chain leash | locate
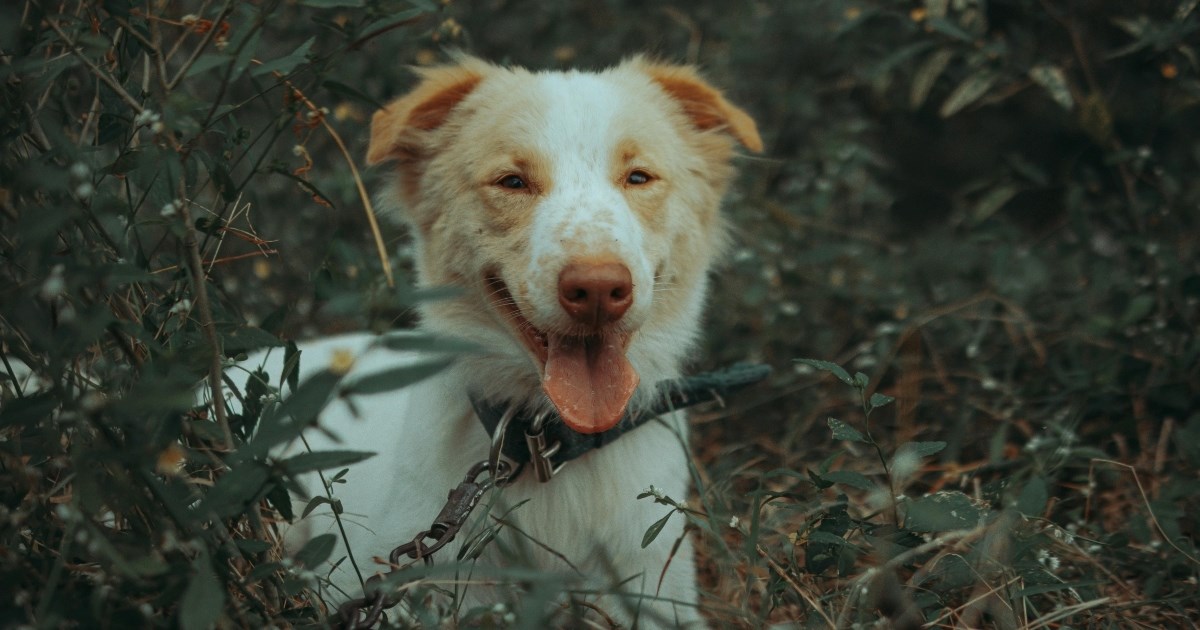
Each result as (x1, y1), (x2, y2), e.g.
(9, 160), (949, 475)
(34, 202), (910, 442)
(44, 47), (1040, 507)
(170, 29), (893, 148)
(334, 406), (555, 629)
(329, 363), (772, 628)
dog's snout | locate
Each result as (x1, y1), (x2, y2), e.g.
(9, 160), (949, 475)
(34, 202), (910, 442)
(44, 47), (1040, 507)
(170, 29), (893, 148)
(558, 262), (633, 328)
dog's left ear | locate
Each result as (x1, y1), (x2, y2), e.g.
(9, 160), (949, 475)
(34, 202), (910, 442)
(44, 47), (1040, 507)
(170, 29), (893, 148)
(631, 58), (763, 154)
(366, 59), (489, 166)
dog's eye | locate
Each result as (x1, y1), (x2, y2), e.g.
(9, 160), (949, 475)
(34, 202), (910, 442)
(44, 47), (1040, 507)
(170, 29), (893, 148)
(497, 175), (527, 190)
(626, 170), (652, 185)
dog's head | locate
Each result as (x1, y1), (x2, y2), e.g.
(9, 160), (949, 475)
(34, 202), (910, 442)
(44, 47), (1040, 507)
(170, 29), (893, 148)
(367, 57), (760, 434)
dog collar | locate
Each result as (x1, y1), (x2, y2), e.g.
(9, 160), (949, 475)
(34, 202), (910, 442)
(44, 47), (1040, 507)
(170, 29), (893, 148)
(470, 362), (771, 482)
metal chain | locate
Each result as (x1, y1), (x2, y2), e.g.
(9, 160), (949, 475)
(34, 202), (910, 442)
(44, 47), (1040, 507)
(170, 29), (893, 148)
(333, 407), (529, 629)
(330, 363), (771, 628)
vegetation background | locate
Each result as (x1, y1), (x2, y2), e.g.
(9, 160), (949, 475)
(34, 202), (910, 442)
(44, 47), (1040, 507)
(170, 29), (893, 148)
(1, 0), (1197, 627)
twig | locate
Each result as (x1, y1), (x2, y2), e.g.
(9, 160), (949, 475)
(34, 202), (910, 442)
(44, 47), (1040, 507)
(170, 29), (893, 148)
(1092, 459), (1200, 566)
(835, 528), (978, 629)
(279, 79), (394, 287)
(755, 544), (836, 628)
(179, 195), (233, 450)
(40, 13), (144, 115)
(1024, 596), (1112, 630)
(167, 2), (235, 91)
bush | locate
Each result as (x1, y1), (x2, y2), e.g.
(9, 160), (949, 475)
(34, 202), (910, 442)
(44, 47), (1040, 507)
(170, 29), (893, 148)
(2, 0), (1197, 627)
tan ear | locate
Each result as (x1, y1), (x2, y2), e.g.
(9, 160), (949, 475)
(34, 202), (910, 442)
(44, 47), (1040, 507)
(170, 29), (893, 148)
(366, 60), (489, 165)
(632, 59), (763, 153)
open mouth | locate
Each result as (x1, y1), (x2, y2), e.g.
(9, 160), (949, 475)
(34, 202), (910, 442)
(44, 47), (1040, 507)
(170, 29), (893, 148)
(485, 274), (639, 434)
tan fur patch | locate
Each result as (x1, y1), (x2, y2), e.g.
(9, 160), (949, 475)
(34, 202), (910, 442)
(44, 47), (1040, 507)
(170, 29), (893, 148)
(631, 58), (764, 154)
(366, 60), (491, 166)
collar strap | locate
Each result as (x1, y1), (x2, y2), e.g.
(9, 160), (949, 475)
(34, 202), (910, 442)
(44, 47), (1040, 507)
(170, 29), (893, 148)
(470, 362), (771, 479)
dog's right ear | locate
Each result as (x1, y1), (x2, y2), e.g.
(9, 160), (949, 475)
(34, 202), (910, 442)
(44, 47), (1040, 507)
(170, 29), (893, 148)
(366, 60), (488, 166)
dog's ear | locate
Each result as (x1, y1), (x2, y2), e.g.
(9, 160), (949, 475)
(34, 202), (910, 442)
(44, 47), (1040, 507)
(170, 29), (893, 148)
(630, 58), (763, 154)
(366, 60), (488, 165)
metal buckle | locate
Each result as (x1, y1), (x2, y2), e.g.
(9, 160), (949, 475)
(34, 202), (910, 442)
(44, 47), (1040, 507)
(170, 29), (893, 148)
(525, 409), (563, 483)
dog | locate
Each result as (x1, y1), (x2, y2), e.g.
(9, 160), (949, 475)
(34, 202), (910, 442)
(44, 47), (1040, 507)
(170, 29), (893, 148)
(249, 56), (761, 626)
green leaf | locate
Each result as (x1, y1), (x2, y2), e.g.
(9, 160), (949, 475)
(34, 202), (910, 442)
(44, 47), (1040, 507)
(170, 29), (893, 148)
(795, 358), (854, 385)
(252, 37), (315, 77)
(1016, 476), (1049, 517)
(828, 417), (866, 443)
(1119, 294), (1156, 326)
(340, 359), (451, 396)
(184, 52), (229, 78)
(910, 48), (955, 108)
(281, 449), (375, 474)
(246, 369), (345, 459)
(200, 463), (271, 518)
(641, 510), (675, 548)
(898, 441), (947, 459)
(236, 539), (272, 554)
(179, 556), (225, 630)
(301, 495), (343, 519)
(231, 29), (261, 79)
(266, 482), (294, 522)
(823, 470), (874, 491)
(904, 491), (986, 533)
(926, 16), (976, 42)
(283, 341), (301, 393)
(1029, 64), (1074, 110)
(868, 392), (895, 410)
(940, 70), (999, 117)
(378, 333), (482, 355)
(0, 392), (59, 427)
(972, 183), (1020, 224)
(805, 500), (851, 574)
(808, 530), (850, 546)
(853, 372), (870, 389)
(807, 468), (834, 490)
(221, 326), (282, 356)
(188, 418), (227, 443)
(294, 533), (338, 568)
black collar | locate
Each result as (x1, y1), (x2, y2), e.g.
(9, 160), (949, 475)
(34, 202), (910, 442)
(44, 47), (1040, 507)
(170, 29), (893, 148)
(470, 363), (771, 478)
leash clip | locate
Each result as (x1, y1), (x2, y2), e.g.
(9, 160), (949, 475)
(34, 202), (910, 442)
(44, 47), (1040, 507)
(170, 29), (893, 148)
(525, 409), (563, 483)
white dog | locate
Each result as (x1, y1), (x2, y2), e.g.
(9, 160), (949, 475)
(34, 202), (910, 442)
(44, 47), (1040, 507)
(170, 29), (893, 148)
(246, 56), (761, 627)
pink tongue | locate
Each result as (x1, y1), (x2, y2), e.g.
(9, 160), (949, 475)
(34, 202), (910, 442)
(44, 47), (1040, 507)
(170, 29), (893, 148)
(542, 335), (639, 434)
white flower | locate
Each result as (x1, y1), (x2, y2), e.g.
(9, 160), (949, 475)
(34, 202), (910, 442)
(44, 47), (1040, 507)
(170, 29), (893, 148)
(39, 264), (66, 300)
(134, 109), (160, 126)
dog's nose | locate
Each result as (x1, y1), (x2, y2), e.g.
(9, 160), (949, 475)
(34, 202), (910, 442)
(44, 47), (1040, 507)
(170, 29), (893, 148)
(558, 262), (633, 328)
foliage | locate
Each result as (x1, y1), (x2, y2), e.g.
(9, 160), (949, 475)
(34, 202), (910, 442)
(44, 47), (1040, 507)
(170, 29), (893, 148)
(1, 0), (1198, 628)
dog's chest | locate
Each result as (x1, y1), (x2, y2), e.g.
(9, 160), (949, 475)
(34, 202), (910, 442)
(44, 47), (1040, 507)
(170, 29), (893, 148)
(272, 334), (690, 590)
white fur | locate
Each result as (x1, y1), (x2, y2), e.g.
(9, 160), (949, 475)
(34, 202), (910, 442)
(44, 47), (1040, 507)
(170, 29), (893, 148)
(237, 58), (761, 627)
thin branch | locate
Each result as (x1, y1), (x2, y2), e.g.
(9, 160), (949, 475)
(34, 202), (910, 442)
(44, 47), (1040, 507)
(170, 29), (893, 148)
(755, 544), (835, 628)
(282, 81), (394, 287)
(41, 13), (144, 115)
(1093, 459), (1200, 566)
(167, 2), (235, 91)
(179, 194), (233, 450)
